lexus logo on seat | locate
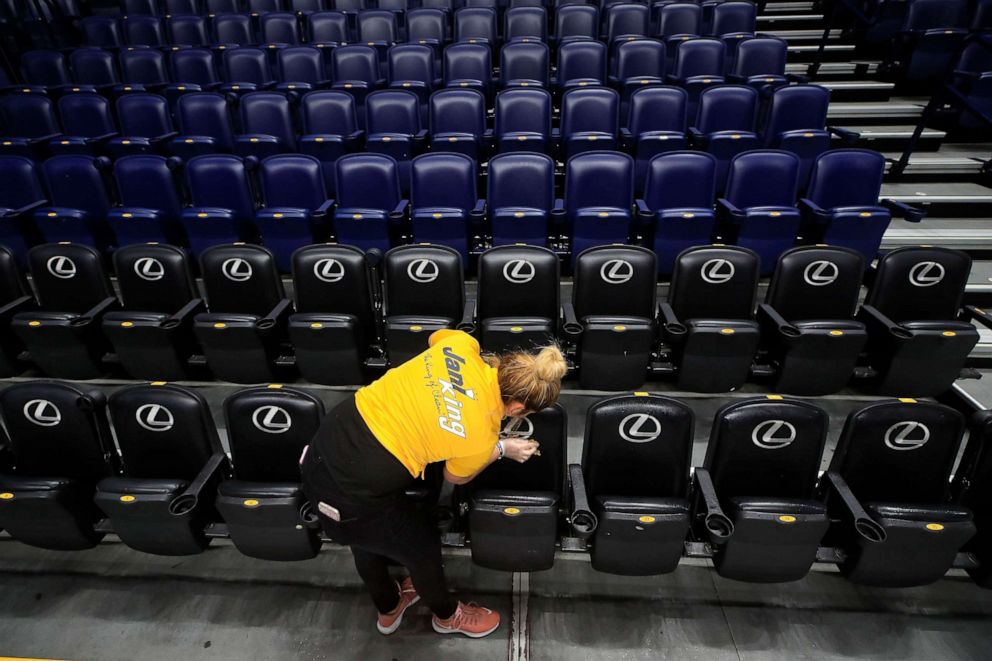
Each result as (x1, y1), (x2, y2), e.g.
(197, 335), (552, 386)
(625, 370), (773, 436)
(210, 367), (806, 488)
(47, 256), (76, 279)
(313, 258), (345, 283)
(908, 262), (945, 288)
(619, 413), (661, 443)
(133, 257), (165, 282)
(222, 258), (253, 282)
(252, 405), (292, 434)
(503, 260), (536, 284)
(600, 259), (634, 284)
(700, 258), (735, 284)
(884, 421), (930, 451)
(407, 259), (439, 283)
(135, 404), (174, 432)
(751, 420), (797, 449)
(803, 261), (839, 287)
(23, 399), (61, 426)
(501, 416), (534, 439)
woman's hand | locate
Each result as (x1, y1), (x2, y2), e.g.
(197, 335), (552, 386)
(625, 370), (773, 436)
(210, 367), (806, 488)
(502, 438), (540, 463)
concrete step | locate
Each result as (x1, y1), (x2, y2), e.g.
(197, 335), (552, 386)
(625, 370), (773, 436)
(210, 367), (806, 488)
(884, 218), (992, 251)
(768, 28), (843, 42)
(791, 60), (880, 79)
(881, 182), (992, 217)
(819, 79), (895, 102)
(762, 1), (817, 13)
(788, 43), (857, 62)
(839, 124), (946, 151)
(758, 13), (824, 29)
(827, 101), (924, 123)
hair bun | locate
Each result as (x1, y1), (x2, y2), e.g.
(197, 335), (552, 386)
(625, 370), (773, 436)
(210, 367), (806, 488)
(533, 344), (567, 382)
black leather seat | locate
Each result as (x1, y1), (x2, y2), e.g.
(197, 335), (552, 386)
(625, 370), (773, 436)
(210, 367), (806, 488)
(288, 244), (378, 385)
(564, 245), (656, 390)
(383, 244), (466, 366)
(661, 245), (760, 392)
(0, 381), (116, 550)
(758, 246), (867, 395)
(194, 244), (293, 383)
(821, 399), (975, 587)
(11, 243), (119, 379)
(94, 383), (228, 556)
(859, 246), (979, 396)
(695, 396), (830, 582)
(0, 245), (34, 377)
(471, 245), (560, 353)
(571, 393), (693, 575)
(216, 385), (325, 561)
(464, 404), (566, 571)
(103, 244), (205, 380)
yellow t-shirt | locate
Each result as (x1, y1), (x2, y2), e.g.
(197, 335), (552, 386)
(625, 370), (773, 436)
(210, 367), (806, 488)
(354, 329), (503, 478)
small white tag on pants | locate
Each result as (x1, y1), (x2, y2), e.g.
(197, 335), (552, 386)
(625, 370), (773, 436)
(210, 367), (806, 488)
(318, 501), (341, 522)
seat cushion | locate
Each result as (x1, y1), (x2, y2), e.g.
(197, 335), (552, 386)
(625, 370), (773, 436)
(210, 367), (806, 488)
(900, 320), (977, 334)
(0, 474), (76, 491)
(218, 479), (302, 499)
(866, 502), (972, 523)
(792, 319), (864, 331)
(595, 495), (690, 515)
(728, 497), (827, 516)
(473, 490), (557, 509)
(97, 476), (189, 496)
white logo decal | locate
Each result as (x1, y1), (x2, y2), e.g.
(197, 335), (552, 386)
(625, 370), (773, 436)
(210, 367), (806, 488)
(884, 421), (930, 451)
(700, 258), (735, 284)
(135, 404), (174, 432)
(133, 257), (165, 282)
(600, 259), (634, 284)
(407, 259), (440, 283)
(23, 399), (61, 426)
(803, 260), (839, 287)
(619, 413), (662, 443)
(751, 420), (798, 449)
(252, 405), (292, 434)
(501, 416), (534, 439)
(503, 259), (536, 284)
(221, 258), (253, 282)
(46, 256), (76, 279)
(313, 258), (345, 283)
(908, 261), (945, 287)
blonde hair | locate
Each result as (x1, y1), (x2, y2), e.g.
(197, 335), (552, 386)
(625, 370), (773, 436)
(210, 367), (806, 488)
(484, 344), (568, 412)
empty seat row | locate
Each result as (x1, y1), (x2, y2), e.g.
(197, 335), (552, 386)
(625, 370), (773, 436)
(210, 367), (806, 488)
(3, 380), (992, 590)
(0, 240), (981, 398)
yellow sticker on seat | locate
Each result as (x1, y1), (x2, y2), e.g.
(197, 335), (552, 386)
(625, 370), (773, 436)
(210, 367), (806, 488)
(638, 515), (655, 524)
(503, 507), (521, 516)
(721, 328), (735, 335)
(778, 515), (797, 523)
(0, 492), (13, 500)
(926, 523), (944, 532)
(243, 499), (260, 508)
(120, 495), (136, 503)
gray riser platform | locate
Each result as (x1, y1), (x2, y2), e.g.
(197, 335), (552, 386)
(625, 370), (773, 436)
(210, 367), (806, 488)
(758, 13), (824, 29)
(827, 101), (924, 124)
(768, 28), (844, 43)
(788, 43), (857, 62)
(846, 125), (946, 151)
(819, 79), (895, 102)
(881, 182), (992, 217)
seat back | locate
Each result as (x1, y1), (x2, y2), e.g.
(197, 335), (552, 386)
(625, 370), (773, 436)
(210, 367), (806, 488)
(505, 6), (547, 41)
(308, 11), (349, 43)
(430, 89), (486, 137)
(672, 37), (725, 78)
(185, 154), (256, 218)
(706, 397), (828, 501)
(573, 245), (656, 319)
(261, 12), (301, 44)
(695, 84), (757, 132)
(171, 48), (220, 86)
(168, 15), (210, 46)
(259, 154), (327, 210)
(724, 149), (799, 209)
(388, 44), (435, 86)
(123, 15), (166, 47)
(407, 9), (446, 43)
(365, 89), (422, 134)
(557, 40), (607, 85)
(0, 156), (46, 210)
(27, 243), (113, 312)
(658, 3), (701, 38)
(627, 86), (687, 134)
(443, 42), (491, 85)
(58, 93), (115, 137)
(300, 90), (358, 134)
(582, 394), (693, 499)
(113, 155), (184, 221)
(278, 46), (325, 84)
(0, 381), (113, 480)
(732, 36), (787, 77)
(80, 16), (123, 48)
(668, 245), (759, 319)
(20, 50), (70, 87)
(487, 152), (554, 212)
(468, 404), (567, 494)
(239, 91), (295, 145)
(500, 41), (550, 86)
(291, 244), (377, 336)
(478, 245), (559, 321)
(410, 152), (476, 212)
(766, 246), (864, 321)
(764, 84), (829, 136)
(494, 87), (552, 136)
(199, 243), (284, 315)
(865, 246), (971, 322)
(711, 1), (756, 35)
(1, 94), (59, 138)
(0, 246), (26, 304)
(119, 48), (169, 85)
(223, 48), (273, 86)
(69, 48), (120, 86)
(555, 4), (598, 41)
(213, 13), (255, 45)
(831, 400), (964, 503)
(904, 0), (966, 29)
(224, 386), (325, 482)
(564, 150), (633, 211)
(176, 93), (236, 151)
(333, 153), (401, 211)
(606, 3), (650, 42)
(109, 384), (221, 481)
(114, 243), (197, 313)
(612, 38), (665, 80)
(383, 244), (464, 319)
(805, 149), (885, 210)
(117, 93), (174, 138)
(357, 9), (398, 42)
(642, 151), (716, 211)
(41, 155), (112, 217)
(454, 7), (497, 42)
(561, 86), (619, 136)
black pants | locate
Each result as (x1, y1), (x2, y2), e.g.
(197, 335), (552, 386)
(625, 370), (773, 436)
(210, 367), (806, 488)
(301, 402), (457, 619)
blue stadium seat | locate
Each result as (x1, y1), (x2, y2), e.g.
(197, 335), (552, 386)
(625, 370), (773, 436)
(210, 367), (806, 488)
(388, 44), (437, 104)
(69, 48), (120, 94)
(308, 11), (350, 50)
(172, 92), (237, 158)
(364, 88), (425, 187)
(35, 156), (115, 251)
(51, 93), (117, 157)
(0, 157), (46, 266)
(256, 154), (332, 270)
(443, 42), (493, 98)
(298, 90), (362, 193)
(494, 87), (552, 153)
(168, 48), (223, 97)
(667, 37), (724, 117)
(657, 3), (701, 44)
(108, 155), (188, 247)
(554, 4), (599, 45)
(123, 15), (167, 48)
(488, 152), (556, 247)
(609, 38), (666, 109)
(887, 0), (968, 84)
(80, 16), (124, 49)
(213, 13), (256, 47)
(167, 15), (210, 47)
(708, 0), (755, 43)
(249, 0), (283, 13)
(235, 91), (297, 158)
(276, 46), (330, 91)
(728, 36), (789, 92)
(556, 40), (607, 93)
(221, 47), (276, 94)
(333, 153), (406, 252)
(260, 11), (301, 46)
(606, 3), (650, 44)
(167, 0), (201, 12)
(118, 48), (171, 94)
(499, 40), (550, 89)
(357, 9), (398, 60)
(0, 93), (62, 159)
(454, 7), (498, 47)
(406, 8), (447, 59)
(107, 93), (177, 158)
(181, 154), (259, 256)
(760, 84), (842, 186)
(691, 84), (760, 191)
(19, 50), (73, 95)
(505, 6), (547, 42)
(429, 88), (487, 160)
(565, 150), (635, 258)
(331, 44), (383, 114)
(124, 0), (160, 14)
(624, 86), (689, 188)
(560, 86), (620, 159)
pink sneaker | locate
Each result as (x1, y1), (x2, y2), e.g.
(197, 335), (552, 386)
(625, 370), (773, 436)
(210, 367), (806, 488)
(432, 602), (501, 638)
(376, 577), (420, 635)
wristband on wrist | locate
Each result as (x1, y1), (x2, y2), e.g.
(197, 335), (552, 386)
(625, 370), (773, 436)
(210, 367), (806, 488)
(496, 440), (505, 460)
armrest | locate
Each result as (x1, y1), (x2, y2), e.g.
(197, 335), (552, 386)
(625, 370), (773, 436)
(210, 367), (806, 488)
(79, 297), (120, 325)
(693, 467), (734, 544)
(828, 126), (860, 144)
(457, 299), (476, 332)
(5, 199), (48, 217)
(635, 198), (655, 219)
(857, 304), (910, 340)
(413, 128), (429, 142)
(659, 301), (687, 337)
(620, 127), (633, 139)
(562, 301), (582, 338)
(471, 198), (486, 217)
(346, 130), (364, 143)
(821, 470), (886, 543)
(390, 199), (409, 219)
(757, 303), (801, 339)
(567, 463), (598, 540)
(0, 295), (35, 322)
(688, 126), (704, 140)
(965, 305), (992, 332)
(259, 298), (293, 330)
(169, 451), (230, 516)
(551, 198), (565, 216)
(882, 198), (925, 223)
(314, 198), (335, 216)
(165, 297), (206, 327)
(798, 197), (830, 220)
(88, 131), (118, 143)
(717, 197), (744, 219)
